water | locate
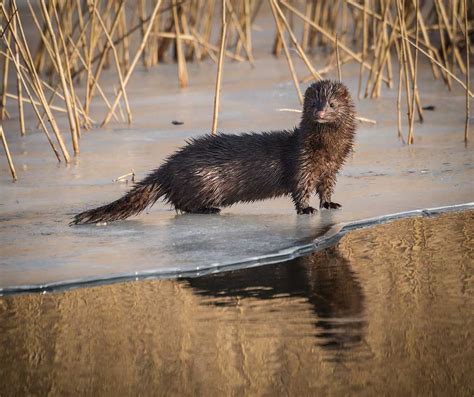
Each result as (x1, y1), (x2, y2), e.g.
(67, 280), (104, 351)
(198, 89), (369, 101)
(1, 210), (472, 396)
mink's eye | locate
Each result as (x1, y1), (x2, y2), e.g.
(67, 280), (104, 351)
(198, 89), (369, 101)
(329, 102), (335, 108)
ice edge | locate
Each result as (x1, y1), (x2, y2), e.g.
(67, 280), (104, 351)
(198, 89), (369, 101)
(1, 202), (473, 296)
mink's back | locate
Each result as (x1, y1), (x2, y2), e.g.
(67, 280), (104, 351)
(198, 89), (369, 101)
(154, 131), (297, 210)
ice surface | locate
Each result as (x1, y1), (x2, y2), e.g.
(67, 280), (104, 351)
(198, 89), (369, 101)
(1, 23), (473, 291)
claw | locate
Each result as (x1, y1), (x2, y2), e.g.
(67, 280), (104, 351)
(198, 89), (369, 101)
(297, 206), (317, 215)
(322, 201), (342, 209)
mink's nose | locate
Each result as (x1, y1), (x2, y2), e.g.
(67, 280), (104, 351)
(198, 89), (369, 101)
(314, 110), (326, 119)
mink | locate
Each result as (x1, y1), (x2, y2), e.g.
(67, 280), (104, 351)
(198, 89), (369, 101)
(71, 80), (356, 225)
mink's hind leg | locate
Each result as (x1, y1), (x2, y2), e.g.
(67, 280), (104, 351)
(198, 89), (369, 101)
(185, 207), (221, 214)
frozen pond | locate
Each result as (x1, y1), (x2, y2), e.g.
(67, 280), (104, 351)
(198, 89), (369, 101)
(1, 49), (473, 291)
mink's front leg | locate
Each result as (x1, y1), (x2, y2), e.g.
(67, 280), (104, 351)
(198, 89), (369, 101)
(317, 173), (341, 209)
(292, 170), (318, 215)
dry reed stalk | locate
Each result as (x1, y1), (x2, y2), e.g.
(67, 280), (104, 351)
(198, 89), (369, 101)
(10, 7), (94, 129)
(3, 89), (66, 113)
(396, 0), (413, 140)
(277, 107), (376, 124)
(433, 0), (452, 90)
(172, 0), (189, 87)
(463, 0), (469, 142)
(281, 0), (389, 84)
(451, 0), (458, 79)
(380, 0), (393, 91)
(225, 0), (253, 64)
(87, 1), (125, 110)
(357, 0), (367, 98)
(410, 0), (439, 80)
(226, 1), (238, 57)
(65, 0), (182, 77)
(319, 1), (330, 47)
(48, 15), (97, 129)
(356, 116), (377, 124)
(401, 36), (474, 97)
(300, 54), (354, 83)
(114, 86), (126, 121)
(211, 0), (228, 135)
(269, 0), (303, 104)
(93, 4), (132, 123)
(335, 33), (342, 82)
(85, 0), (98, 116)
(396, 0), (424, 123)
(66, 37), (118, 123)
(139, 0), (148, 67)
(434, 0), (466, 75)
(244, 0), (252, 58)
(308, 0), (321, 49)
(192, 26), (246, 62)
(38, 0), (79, 153)
(341, 0), (349, 36)
(0, 10), (11, 121)
(272, 4), (283, 58)
(345, 0), (440, 63)
(190, 28), (218, 62)
(119, 3), (130, 72)
(100, 0), (114, 70)
(102, 0), (163, 127)
(75, 0), (88, 66)
(369, 16), (400, 98)
(51, 2), (82, 138)
(3, 2), (70, 162)
(365, 0), (392, 98)
(0, 49), (62, 161)
(76, 0), (189, 72)
(271, 0), (322, 81)
(11, 5), (26, 136)
(0, 125), (17, 181)
(180, 8), (200, 62)
(11, 9), (25, 135)
(192, 0), (206, 61)
(188, 2), (204, 61)
(301, 0), (312, 51)
(407, 0), (419, 145)
(203, 0), (216, 52)
(397, 58), (404, 141)
(153, 31), (195, 41)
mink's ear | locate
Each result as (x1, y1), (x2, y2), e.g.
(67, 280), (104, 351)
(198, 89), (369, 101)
(305, 84), (316, 97)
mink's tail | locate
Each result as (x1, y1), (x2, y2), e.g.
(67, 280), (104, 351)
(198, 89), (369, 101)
(71, 180), (164, 225)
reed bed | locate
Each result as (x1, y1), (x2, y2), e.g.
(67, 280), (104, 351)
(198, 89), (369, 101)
(0, 0), (472, 180)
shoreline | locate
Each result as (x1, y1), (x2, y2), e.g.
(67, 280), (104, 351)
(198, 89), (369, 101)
(2, 202), (472, 296)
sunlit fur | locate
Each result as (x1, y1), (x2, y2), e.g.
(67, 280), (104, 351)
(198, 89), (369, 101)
(72, 80), (356, 225)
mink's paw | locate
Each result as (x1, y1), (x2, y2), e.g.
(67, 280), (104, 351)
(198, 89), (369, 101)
(321, 201), (342, 209)
(297, 206), (317, 215)
(195, 207), (221, 214)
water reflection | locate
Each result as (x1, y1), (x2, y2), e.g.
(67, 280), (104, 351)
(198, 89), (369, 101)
(0, 211), (472, 396)
(186, 247), (365, 353)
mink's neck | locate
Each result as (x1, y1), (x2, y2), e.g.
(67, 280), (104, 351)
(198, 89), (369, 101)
(295, 116), (355, 159)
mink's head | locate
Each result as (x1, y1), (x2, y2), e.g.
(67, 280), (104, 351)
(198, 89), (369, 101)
(301, 80), (355, 128)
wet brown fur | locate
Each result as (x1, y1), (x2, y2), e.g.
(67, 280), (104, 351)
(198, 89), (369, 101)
(72, 80), (356, 225)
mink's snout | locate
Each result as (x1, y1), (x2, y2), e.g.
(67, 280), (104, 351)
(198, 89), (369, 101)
(314, 110), (326, 120)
